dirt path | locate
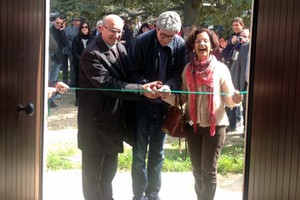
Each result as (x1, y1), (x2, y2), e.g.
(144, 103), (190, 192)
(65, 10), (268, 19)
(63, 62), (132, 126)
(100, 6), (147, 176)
(47, 90), (78, 131)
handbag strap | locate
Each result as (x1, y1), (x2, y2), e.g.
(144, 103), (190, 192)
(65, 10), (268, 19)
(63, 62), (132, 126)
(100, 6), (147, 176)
(175, 94), (187, 160)
(178, 138), (188, 161)
(175, 94), (184, 111)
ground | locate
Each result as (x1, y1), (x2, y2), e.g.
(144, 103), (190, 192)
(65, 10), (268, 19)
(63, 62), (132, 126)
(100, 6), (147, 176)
(45, 90), (244, 199)
(47, 90), (78, 131)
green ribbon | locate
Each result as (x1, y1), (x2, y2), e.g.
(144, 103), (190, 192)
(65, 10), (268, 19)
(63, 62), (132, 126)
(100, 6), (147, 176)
(69, 87), (247, 96)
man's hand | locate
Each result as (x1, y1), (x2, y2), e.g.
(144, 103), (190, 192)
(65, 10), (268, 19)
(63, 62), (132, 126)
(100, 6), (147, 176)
(156, 85), (171, 99)
(142, 81), (161, 99)
(55, 82), (69, 94)
(48, 87), (57, 99)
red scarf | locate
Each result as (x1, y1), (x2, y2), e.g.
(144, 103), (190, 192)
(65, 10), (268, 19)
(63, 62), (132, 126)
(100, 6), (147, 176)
(186, 55), (217, 136)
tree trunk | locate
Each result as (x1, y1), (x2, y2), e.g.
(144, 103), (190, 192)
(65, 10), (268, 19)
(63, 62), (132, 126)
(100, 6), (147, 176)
(183, 0), (202, 27)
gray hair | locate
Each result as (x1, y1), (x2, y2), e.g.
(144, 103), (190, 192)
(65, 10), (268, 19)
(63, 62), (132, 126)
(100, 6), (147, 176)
(156, 11), (182, 32)
(96, 20), (103, 28)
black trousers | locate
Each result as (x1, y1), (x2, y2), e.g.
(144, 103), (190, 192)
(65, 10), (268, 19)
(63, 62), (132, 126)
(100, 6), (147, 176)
(187, 126), (226, 200)
(81, 151), (118, 200)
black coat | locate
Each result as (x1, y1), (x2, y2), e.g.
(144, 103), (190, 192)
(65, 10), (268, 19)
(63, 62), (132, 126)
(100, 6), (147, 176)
(77, 36), (143, 153)
(72, 34), (95, 69)
(127, 29), (187, 90)
(49, 25), (69, 63)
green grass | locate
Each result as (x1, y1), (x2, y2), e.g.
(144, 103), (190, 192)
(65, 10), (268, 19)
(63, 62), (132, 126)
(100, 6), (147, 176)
(218, 144), (244, 174)
(46, 141), (81, 171)
(46, 140), (244, 174)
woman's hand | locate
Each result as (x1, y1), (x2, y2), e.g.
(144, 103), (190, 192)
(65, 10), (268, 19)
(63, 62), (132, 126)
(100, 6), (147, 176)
(231, 35), (239, 45)
(232, 91), (243, 104)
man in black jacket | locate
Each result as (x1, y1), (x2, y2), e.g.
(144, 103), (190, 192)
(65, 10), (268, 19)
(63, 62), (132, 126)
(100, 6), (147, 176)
(126, 11), (187, 200)
(49, 15), (69, 107)
(78, 14), (158, 200)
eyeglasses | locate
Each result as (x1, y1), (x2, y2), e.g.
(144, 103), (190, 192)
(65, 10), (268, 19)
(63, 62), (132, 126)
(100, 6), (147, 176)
(158, 29), (175, 40)
(82, 26), (88, 29)
(103, 26), (124, 35)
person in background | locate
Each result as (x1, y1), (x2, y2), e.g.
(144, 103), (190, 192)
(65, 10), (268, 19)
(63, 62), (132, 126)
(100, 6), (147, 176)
(120, 16), (134, 50)
(222, 17), (245, 66)
(63, 16), (81, 87)
(77, 14), (159, 200)
(232, 28), (250, 127)
(126, 11), (187, 200)
(92, 19), (103, 37)
(158, 27), (243, 200)
(221, 17), (245, 133)
(49, 15), (69, 108)
(136, 23), (151, 36)
(48, 30), (69, 102)
(72, 21), (95, 106)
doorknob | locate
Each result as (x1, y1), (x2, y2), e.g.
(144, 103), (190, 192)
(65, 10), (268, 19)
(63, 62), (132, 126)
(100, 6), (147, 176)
(17, 103), (35, 116)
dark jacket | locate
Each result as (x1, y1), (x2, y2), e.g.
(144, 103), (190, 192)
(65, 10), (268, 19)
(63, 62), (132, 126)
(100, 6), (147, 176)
(49, 25), (69, 63)
(120, 25), (133, 50)
(221, 32), (241, 65)
(126, 29), (187, 92)
(78, 36), (143, 153)
(232, 43), (249, 90)
(72, 34), (95, 68)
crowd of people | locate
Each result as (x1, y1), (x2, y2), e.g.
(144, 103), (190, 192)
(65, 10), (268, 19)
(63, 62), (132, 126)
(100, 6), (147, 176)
(48, 11), (249, 200)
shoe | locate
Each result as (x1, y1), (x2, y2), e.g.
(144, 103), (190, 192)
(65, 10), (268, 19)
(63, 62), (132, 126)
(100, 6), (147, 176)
(226, 126), (237, 133)
(235, 125), (244, 133)
(133, 195), (148, 200)
(49, 101), (58, 108)
(147, 193), (160, 200)
(55, 93), (62, 99)
(226, 125), (244, 134)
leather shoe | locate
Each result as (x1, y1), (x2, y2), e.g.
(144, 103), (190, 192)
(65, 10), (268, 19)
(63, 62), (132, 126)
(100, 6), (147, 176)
(49, 101), (58, 108)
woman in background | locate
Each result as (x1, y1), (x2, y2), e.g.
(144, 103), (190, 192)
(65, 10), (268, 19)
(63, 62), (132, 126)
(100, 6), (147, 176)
(72, 21), (95, 106)
(136, 23), (151, 36)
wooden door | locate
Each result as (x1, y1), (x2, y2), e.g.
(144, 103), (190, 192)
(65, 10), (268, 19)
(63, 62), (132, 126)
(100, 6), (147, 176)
(244, 0), (300, 199)
(0, 0), (45, 199)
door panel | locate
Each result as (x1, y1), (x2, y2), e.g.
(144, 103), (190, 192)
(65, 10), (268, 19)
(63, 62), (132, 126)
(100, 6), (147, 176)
(244, 0), (300, 199)
(0, 0), (45, 199)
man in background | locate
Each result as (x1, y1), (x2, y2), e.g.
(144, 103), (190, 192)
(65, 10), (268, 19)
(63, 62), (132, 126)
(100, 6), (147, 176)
(63, 16), (81, 86)
(49, 15), (69, 107)
(92, 19), (103, 37)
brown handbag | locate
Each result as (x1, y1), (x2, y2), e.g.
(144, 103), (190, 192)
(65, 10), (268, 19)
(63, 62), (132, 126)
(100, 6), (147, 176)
(162, 95), (188, 138)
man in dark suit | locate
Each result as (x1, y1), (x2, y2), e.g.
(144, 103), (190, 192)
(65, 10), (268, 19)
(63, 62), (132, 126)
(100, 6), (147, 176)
(92, 19), (103, 37)
(49, 15), (69, 107)
(126, 11), (187, 200)
(78, 14), (158, 200)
